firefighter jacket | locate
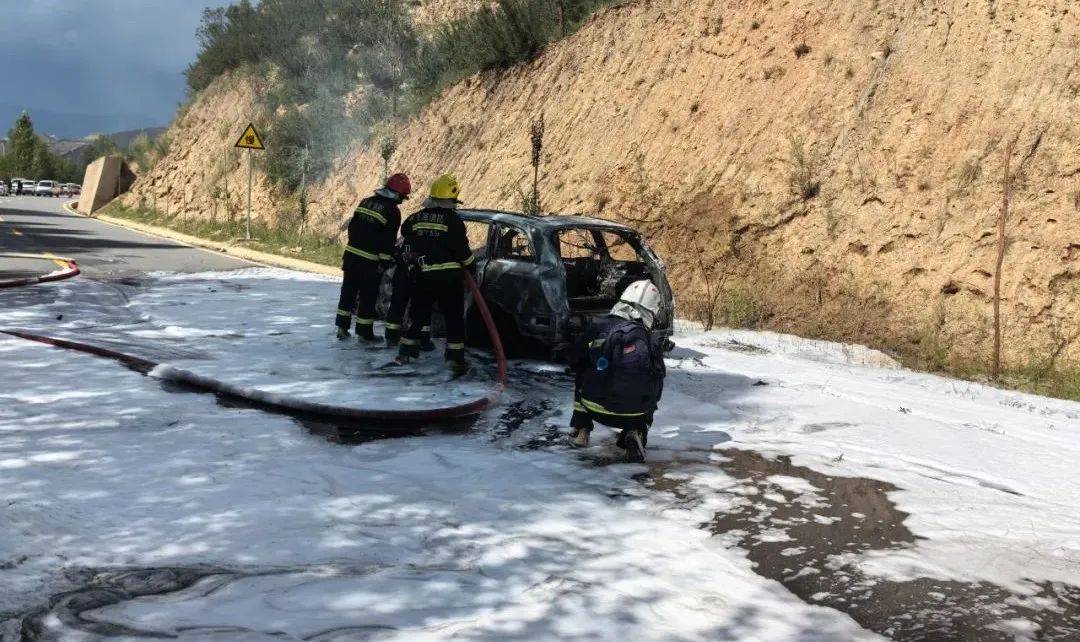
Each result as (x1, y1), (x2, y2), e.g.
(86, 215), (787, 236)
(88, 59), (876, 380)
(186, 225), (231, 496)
(342, 192), (401, 268)
(399, 206), (475, 273)
(570, 315), (666, 418)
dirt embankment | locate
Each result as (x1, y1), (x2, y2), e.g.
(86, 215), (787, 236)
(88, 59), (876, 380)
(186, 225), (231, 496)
(126, 0), (1080, 369)
(120, 72), (280, 228)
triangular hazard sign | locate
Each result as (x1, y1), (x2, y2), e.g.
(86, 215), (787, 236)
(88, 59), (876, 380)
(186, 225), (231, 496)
(235, 123), (265, 150)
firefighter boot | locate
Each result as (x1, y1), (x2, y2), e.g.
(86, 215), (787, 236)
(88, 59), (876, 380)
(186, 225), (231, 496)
(624, 429), (647, 463)
(419, 326), (436, 352)
(570, 427), (591, 448)
(397, 339), (420, 363)
(383, 324), (401, 347)
(335, 327), (350, 340)
(446, 344), (469, 377)
(354, 320), (377, 342)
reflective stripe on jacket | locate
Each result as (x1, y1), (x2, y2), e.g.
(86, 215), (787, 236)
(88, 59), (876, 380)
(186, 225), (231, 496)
(342, 193), (401, 267)
(400, 206), (473, 273)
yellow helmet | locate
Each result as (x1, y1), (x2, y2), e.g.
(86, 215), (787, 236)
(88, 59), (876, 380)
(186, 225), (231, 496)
(429, 173), (461, 201)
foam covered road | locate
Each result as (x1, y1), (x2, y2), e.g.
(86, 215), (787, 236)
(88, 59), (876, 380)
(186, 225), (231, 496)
(3, 206), (1080, 640)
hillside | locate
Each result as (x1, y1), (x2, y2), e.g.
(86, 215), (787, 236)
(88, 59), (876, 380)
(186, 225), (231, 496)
(122, 0), (1080, 376)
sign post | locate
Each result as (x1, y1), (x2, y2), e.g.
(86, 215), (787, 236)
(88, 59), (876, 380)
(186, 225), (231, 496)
(234, 123), (265, 241)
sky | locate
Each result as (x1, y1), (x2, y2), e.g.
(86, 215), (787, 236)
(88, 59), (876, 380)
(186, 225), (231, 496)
(0, 0), (228, 138)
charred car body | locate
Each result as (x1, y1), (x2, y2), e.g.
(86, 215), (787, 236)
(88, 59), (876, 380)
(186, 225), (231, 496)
(379, 210), (674, 356)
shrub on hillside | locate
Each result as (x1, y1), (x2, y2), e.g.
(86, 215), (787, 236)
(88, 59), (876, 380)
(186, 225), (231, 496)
(185, 1), (263, 93)
(411, 0), (618, 104)
(184, 0), (620, 192)
(187, 0), (417, 189)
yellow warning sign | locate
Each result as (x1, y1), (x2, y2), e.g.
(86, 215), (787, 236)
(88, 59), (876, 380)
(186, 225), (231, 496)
(234, 123), (265, 150)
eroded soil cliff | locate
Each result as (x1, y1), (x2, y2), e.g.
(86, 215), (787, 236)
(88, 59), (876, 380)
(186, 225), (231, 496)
(125, 0), (1080, 369)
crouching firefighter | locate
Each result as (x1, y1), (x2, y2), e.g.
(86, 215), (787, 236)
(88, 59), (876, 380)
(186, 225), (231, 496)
(395, 173), (475, 376)
(568, 280), (668, 462)
(335, 173), (411, 340)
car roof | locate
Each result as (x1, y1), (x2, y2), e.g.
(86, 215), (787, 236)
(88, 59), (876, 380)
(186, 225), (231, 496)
(459, 209), (635, 232)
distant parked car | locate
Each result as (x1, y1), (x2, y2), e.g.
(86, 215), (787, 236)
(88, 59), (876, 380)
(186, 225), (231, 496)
(21, 181), (36, 194)
(68, 183), (82, 196)
(34, 180), (56, 197)
(0, 182), (7, 196)
(10, 178), (29, 194)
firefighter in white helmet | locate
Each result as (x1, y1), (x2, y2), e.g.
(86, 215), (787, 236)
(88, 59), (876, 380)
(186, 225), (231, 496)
(566, 280), (668, 462)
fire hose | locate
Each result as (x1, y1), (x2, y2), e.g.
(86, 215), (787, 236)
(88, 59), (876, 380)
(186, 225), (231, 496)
(2, 269), (507, 421)
(0, 252), (80, 288)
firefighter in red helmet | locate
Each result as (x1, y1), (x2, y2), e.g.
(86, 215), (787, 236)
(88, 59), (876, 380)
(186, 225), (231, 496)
(335, 173), (411, 340)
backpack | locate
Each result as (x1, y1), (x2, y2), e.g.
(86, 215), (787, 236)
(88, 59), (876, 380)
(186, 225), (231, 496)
(581, 318), (666, 415)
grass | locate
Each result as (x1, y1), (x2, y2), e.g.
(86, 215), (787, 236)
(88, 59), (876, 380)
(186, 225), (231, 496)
(679, 265), (1079, 402)
(788, 137), (821, 201)
(719, 286), (766, 329)
(902, 343), (1080, 402)
(101, 201), (344, 268)
(1002, 363), (1080, 401)
(957, 158), (981, 188)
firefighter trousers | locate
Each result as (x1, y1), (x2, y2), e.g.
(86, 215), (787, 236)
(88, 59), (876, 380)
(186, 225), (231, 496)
(570, 384), (651, 445)
(399, 270), (465, 362)
(335, 260), (381, 336)
(384, 263), (430, 345)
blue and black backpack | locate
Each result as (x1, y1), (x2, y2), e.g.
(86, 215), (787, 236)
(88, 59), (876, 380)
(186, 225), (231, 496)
(580, 317), (666, 416)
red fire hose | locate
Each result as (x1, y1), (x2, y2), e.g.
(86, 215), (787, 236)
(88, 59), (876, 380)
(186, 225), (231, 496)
(464, 269), (508, 386)
(0, 253), (79, 288)
(2, 270), (508, 421)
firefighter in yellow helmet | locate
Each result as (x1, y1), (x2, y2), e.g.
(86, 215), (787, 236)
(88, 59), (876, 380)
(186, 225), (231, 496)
(395, 174), (475, 375)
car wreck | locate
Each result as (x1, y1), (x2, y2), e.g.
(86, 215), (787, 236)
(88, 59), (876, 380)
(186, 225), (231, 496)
(379, 209), (674, 357)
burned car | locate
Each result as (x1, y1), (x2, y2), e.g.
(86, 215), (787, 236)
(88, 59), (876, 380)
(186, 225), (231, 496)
(379, 210), (674, 356)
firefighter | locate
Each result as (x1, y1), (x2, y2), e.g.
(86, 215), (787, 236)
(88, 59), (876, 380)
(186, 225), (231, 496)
(335, 173), (411, 340)
(395, 173), (475, 375)
(567, 280), (668, 462)
(382, 238), (435, 351)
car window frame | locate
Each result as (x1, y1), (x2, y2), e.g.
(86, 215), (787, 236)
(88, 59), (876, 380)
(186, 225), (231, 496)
(594, 228), (646, 263)
(553, 227), (603, 260)
(490, 222), (537, 263)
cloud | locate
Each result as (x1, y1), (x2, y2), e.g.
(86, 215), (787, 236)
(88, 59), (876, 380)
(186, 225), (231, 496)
(0, 0), (229, 133)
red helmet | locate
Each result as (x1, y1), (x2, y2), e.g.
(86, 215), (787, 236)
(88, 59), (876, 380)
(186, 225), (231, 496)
(385, 173), (411, 199)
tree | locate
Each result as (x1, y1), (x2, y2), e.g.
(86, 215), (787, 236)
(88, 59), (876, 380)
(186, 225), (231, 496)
(7, 112), (37, 175)
(30, 141), (55, 180)
(991, 140), (1015, 380)
(79, 135), (119, 168)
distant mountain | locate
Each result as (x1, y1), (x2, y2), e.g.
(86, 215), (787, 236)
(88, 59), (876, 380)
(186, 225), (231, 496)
(36, 126), (168, 164)
(0, 104), (164, 139)
(42, 137), (92, 161)
(105, 127), (167, 149)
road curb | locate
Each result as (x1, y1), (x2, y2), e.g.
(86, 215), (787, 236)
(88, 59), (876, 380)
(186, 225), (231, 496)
(62, 200), (340, 277)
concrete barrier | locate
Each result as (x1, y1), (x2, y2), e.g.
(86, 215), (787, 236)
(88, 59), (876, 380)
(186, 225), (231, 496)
(78, 155), (136, 214)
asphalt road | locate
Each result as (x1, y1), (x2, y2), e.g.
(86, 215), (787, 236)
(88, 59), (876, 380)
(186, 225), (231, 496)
(0, 195), (249, 279)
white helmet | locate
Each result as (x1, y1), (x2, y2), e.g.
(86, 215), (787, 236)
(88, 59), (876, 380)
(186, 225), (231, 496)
(611, 280), (663, 328)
